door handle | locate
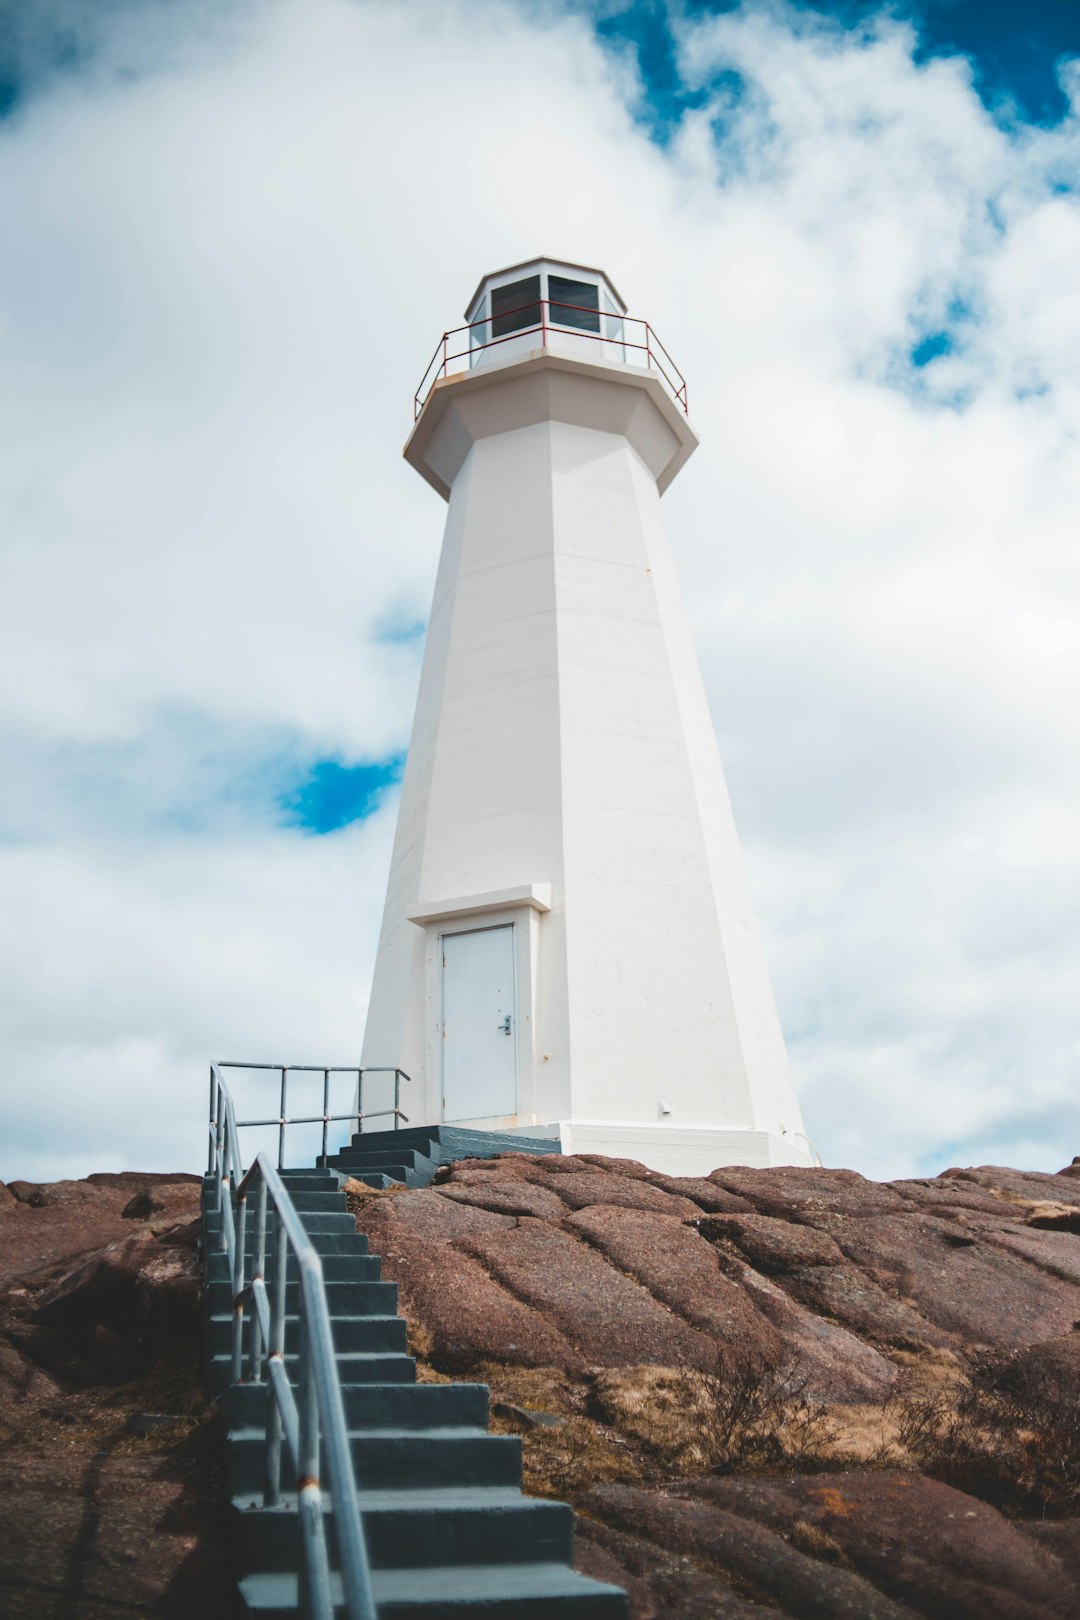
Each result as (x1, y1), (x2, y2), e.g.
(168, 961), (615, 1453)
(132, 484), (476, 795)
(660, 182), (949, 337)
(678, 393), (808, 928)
(498, 1014), (512, 1036)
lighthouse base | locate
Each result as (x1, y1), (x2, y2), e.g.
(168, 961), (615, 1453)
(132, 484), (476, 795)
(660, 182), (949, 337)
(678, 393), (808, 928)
(477, 1117), (817, 1175)
(551, 1119), (816, 1176)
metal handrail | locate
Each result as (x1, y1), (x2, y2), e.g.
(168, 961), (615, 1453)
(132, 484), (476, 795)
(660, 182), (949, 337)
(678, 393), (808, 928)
(413, 296), (689, 420)
(209, 1060), (412, 1173)
(208, 1065), (378, 1620)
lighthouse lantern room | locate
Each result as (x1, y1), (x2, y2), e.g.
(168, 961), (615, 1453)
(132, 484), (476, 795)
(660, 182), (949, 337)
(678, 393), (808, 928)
(361, 257), (813, 1175)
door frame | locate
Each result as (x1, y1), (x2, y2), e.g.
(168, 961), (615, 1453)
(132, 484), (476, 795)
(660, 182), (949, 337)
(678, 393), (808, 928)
(420, 902), (541, 1128)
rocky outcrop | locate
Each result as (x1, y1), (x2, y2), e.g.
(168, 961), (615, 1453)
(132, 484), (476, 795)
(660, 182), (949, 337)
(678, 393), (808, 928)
(356, 1154), (1080, 1383)
(0, 1171), (230, 1617)
(3, 1156), (1079, 1619)
(353, 1152), (1080, 1619)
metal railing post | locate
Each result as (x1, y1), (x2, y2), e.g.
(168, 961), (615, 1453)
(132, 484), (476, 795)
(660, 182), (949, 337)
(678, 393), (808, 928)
(297, 1319), (334, 1620)
(394, 1069), (400, 1131)
(208, 1067), (216, 1174)
(278, 1066), (288, 1170)
(250, 1175), (268, 1383)
(231, 1191), (248, 1387)
(265, 1208), (287, 1506)
(321, 1068), (330, 1164)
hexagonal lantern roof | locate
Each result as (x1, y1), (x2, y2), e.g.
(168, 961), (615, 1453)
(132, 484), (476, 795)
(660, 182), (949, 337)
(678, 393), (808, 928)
(464, 257), (626, 325)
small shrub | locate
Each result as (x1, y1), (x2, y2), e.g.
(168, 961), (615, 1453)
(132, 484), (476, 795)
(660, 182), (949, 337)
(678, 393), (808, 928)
(886, 1345), (1080, 1515)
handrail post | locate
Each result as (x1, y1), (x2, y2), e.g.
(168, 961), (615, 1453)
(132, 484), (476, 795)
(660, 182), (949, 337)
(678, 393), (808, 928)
(251, 1175), (268, 1383)
(297, 1319), (334, 1620)
(207, 1067), (216, 1174)
(265, 1208), (287, 1506)
(321, 1067), (330, 1164)
(216, 1084), (229, 1253)
(358, 1067), (364, 1139)
(394, 1069), (400, 1131)
(278, 1066), (288, 1171)
(231, 1190), (248, 1387)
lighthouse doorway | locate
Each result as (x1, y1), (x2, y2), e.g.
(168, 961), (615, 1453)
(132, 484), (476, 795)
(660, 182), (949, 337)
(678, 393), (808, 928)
(440, 924), (517, 1123)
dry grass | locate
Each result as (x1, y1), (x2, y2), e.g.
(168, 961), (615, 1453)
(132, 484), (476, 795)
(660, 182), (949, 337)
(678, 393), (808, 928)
(592, 1351), (841, 1479)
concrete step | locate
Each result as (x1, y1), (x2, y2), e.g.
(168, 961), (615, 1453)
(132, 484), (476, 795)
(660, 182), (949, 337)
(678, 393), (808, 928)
(328, 1163), (423, 1187)
(228, 1427), (521, 1495)
(232, 1486), (571, 1573)
(227, 1381), (488, 1433)
(206, 1251), (377, 1286)
(202, 1179), (342, 1212)
(207, 1275), (385, 1316)
(346, 1127), (441, 1153)
(239, 1561), (628, 1617)
(328, 1147), (433, 1172)
(205, 1210), (358, 1238)
(204, 1230), (369, 1262)
(209, 1350), (416, 1399)
(209, 1310), (405, 1358)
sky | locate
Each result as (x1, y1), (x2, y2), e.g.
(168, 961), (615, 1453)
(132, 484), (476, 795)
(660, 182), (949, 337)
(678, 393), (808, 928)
(2, 0), (1079, 1184)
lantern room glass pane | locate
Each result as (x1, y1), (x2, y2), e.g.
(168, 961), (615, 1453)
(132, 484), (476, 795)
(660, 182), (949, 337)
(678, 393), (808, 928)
(491, 275), (542, 338)
(549, 275), (600, 333)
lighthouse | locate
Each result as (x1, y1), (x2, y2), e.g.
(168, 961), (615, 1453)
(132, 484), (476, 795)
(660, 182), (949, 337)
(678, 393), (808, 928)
(361, 258), (813, 1174)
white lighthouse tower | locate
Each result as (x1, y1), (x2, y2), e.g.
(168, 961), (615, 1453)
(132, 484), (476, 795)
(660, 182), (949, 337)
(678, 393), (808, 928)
(361, 258), (813, 1174)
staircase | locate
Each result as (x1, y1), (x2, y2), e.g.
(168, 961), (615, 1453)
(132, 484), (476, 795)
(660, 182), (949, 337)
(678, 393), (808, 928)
(202, 1162), (627, 1617)
(321, 1124), (562, 1190)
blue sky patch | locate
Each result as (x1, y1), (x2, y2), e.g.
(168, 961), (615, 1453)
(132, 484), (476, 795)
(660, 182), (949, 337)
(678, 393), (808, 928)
(588, 1), (1079, 138)
(910, 330), (953, 367)
(282, 756), (405, 835)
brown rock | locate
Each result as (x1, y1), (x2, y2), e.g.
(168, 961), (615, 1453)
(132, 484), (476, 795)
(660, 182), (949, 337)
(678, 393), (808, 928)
(943, 1165), (1080, 1210)
(573, 1512), (771, 1618)
(0, 1173), (194, 1292)
(458, 1218), (718, 1368)
(6, 1178), (112, 1209)
(584, 1482), (920, 1619)
(376, 1228), (585, 1373)
(890, 1178), (1013, 1217)
(778, 1262), (951, 1350)
(822, 1211), (1080, 1350)
(973, 1219), (1080, 1286)
(33, 1228), (200, 1379)
(437, 1181), (567, 1220)
(435, 1164), (532, 1185)
(689, 1472), (1076, 1620)
(700, 1212), (846, 1271)
(566, 1206), (781, 1354)
(650, 1176), (755, 1213)
(121, 1181), (202, 1224)
(356, 1189), (515, 1245)
(734, 1263), (899, 1401)
(538, 1171), (701, 1220)
(709, 1166), (911, 1220)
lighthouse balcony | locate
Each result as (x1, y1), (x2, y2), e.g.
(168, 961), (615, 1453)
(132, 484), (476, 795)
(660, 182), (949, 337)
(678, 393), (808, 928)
(413, 254), (688, 420)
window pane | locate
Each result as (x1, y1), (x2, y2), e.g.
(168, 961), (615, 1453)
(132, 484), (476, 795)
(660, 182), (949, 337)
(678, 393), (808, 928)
(549, 275), (600, 333)
(491, 275), (542, 338)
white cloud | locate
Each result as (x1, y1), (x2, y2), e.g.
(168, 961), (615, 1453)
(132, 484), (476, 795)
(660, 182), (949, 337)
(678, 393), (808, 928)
(1, 0), (1078, 1181)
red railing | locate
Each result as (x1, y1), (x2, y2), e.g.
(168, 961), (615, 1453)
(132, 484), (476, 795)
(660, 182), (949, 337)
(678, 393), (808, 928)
(413, 297), (689, 420)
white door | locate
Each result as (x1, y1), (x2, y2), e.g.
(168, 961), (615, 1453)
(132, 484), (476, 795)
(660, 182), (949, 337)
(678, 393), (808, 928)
(441, 925), (517, 1122)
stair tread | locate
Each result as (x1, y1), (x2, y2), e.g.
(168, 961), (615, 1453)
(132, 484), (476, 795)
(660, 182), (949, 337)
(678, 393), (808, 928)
(210, 1310), (398, 1325)
(241, 1561), (625, 1603)
(231, 1425), (495, 1442)
(232, 1485), (560, 1511)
